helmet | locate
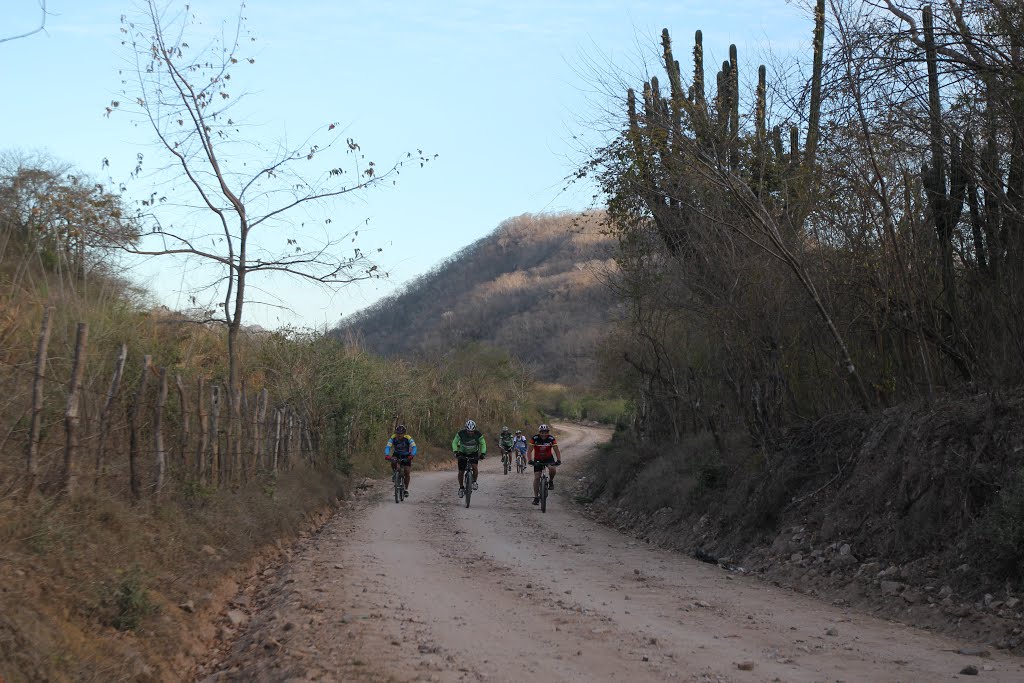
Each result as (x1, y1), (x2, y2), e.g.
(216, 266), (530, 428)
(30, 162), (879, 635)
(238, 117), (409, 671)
(538, 423), (550, 432)
(395, 424), (406, 435)
(502, 426), (509, 432)
(515, 430), (522, 434)
(465, 419), (476, 431)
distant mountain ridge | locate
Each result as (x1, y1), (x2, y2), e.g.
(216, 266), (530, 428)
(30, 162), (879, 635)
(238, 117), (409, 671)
(337, 212), (619, 386)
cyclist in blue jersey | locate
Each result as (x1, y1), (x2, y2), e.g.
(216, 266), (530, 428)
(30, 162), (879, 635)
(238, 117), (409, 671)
(384, 424), (417, 496)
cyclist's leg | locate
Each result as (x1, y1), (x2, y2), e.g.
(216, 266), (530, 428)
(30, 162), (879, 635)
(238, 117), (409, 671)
(403, 463), (411, 488)
(457, 456), (466, 488)
(533, 463), (542, 496)
(471, 460), (479, 483)
(548, 463), (557, 488)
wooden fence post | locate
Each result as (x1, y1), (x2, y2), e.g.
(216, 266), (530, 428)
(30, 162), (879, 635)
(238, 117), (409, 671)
(210, 385), (222, 488)
(175, 374), (190, 474)
(153, 367), (168, 497)
(62, 322), (88, 498)
(196, 377), (208, 483)
(25, 306), (54, 496)
(255, 388), (267, 472)
(95, 343), (128, 491)
(129, 355), (152, 502)
(273, 407), (283, 475)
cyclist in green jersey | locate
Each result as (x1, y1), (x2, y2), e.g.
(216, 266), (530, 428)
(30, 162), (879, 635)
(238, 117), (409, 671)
(452, 419), (487, 497)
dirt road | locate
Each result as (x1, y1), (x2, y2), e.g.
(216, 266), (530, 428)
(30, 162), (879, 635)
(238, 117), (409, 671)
(198, 423), (1024, 682)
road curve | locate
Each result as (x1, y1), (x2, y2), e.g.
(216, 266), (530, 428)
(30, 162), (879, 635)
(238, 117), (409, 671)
(197, 423), (1024, 682)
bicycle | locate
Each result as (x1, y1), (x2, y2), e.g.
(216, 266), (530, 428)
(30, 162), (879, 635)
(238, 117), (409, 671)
(389, 457), (409, 503)
(533, 459), (560, 513)
(514, 449), (527, 474)
(459, 455), (480, 508)
(500, 446), (512, 475)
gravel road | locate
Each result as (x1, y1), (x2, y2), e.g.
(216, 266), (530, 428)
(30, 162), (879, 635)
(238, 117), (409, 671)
(197, 423), (1024, 682)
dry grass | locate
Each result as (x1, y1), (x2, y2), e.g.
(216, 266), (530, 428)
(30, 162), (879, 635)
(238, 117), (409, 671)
(0, 465), (346, 682)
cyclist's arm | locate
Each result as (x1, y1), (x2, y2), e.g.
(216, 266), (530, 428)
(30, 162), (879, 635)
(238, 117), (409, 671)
(526, 443), (535, 462)
(479, 435), (487, 455)
(552, 444), (562, 462)
(408, 436), (417, 457)
(384, 436), (393, 457)
(451, 433), (461, 453)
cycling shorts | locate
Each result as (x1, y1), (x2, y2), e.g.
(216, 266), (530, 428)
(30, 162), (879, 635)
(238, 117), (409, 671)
(532, 459), (557, 473)
(390, 458), (411, 468)
(456, 454), (480, 471)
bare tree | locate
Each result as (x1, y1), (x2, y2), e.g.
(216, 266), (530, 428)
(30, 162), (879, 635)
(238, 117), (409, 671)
(112, 1), (432, 411)
(2, 1), (47, 45)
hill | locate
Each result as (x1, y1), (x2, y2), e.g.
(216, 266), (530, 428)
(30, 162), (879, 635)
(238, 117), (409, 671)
(338, 212), (619, 387)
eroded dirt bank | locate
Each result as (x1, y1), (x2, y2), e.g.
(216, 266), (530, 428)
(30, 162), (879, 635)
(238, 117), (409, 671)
(195, 424), (1024, 681)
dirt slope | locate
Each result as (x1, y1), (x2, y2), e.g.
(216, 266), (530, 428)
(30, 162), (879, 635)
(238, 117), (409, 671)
(195, 424), (1024, 681)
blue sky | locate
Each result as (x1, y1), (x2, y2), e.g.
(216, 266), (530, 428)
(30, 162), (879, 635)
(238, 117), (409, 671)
(4, 0), (810, 329)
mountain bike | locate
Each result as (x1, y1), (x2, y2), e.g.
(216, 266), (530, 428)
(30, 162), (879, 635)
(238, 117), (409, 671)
(515, 448), (527, 474)
(536, 460), (560, 513)
(460, 455), (479, 508)
(390, 457), (409, 503)
(500, 446), (512, 475)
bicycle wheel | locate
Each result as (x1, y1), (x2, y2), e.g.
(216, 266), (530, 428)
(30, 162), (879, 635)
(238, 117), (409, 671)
(393, 469), (402, 504)
(503, 454), (509, 475)
(464, 467), (472, 508)
(540, 473), (548, 513)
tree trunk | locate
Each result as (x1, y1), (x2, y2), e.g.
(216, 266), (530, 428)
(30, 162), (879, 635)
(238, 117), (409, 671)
(25, 306), (54, 497)
(62, 322), (88, 498)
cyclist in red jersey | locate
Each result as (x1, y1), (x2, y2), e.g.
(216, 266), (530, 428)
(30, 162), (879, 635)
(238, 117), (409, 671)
(527, 423), (561, 505)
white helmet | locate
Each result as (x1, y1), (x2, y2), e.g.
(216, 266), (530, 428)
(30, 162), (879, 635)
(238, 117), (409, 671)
(465, 419), (476, 431)
(538, 423), (550, 432)
(502, 426), (509, 432)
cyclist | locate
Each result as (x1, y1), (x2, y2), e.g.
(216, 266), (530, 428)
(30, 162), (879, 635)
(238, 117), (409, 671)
(513, 429), (528, 460)
(498, 426), (515, 464)
(527, 423), (561, 505)
(452, 419), (487, 498)
(384, 424), (417, 496)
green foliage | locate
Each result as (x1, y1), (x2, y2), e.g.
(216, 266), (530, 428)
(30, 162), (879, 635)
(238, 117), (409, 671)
(535, 384), (629, 425)
(106, 568), (158, 632)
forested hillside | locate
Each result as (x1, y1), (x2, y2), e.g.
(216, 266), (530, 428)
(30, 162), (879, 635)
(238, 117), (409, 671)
(338, 212), (619, 387)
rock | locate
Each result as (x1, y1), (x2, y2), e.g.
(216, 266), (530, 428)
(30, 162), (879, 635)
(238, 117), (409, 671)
(880, 580), (905, 594)
(201, 545), (217, 556)
(1005, 597), (1020, 609)
(878, 565), (900, 578)
(226, 610), (247, 627)
(959, 665), (978, 675)
(825, 627), (839, 637)
(736, 661), (755, 671)
(839, 543), (852, 556)
(984, 594), (995, 607)
(179, 600), (196, 613)
(902, 589), (925, 604)
(790, 553), (804, 563)
(833, 554), (858, 567)
(957, 646), (991, 658)
(938, 585), (954, 599)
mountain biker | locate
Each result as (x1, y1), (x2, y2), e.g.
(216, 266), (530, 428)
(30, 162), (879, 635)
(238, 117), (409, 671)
(452, 419), (487, 498)
(527, 423), (561, 505)
(513, 429), (528, 459)
(498, 426), (515, 461)
(384, 424), (417, 496)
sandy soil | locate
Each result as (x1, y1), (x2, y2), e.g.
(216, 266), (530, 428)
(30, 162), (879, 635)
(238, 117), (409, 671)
(196, 423), (1024, 682)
